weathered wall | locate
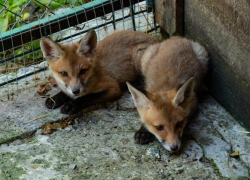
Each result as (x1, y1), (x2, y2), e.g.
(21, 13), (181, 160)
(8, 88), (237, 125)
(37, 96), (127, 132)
(155, 0), (184, 36)
(155, 0), (250, 129)
(184, 0), (250, 130)
(185, 0), (250, 83)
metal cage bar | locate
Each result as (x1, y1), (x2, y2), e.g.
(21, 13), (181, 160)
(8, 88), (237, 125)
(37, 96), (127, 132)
(0, 0), (144, 52)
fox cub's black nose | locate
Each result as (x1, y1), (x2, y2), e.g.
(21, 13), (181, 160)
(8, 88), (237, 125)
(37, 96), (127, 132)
(170, 145), (179, 151)
(72, 88), (80, 95)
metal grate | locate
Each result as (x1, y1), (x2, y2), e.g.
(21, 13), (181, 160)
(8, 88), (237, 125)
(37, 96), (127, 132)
(0, 0), (159, 101)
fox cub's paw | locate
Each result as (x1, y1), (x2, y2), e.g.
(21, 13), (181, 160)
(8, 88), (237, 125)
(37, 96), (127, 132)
(60, 101), (80, 115)
(134, 127), (155, 144)
(45, 91), (70, 109)
(45, 97), (60, 109)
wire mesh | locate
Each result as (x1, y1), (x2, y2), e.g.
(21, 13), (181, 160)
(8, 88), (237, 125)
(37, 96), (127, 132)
(0, 0), (159, 102)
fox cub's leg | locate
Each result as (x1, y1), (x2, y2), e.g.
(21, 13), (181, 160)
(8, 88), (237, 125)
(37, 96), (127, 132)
(61, 87), (122, 115)
(134, 125), (155, 144)
(45, 91), (71, 109)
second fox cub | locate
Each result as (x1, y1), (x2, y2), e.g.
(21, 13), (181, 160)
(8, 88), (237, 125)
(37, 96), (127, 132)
(40, 30), (158, 114)
(127, 36), (208, 152)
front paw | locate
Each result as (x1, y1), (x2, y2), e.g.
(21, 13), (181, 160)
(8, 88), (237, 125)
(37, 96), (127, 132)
(60, 101), (80, 115)
(45, 97), (60, 109)
(134, 128), (155, 144)
(45, 91), (70, 109)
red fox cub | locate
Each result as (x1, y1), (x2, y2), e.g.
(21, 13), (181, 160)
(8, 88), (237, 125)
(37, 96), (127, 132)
(40, 30), (158, 115)
(127, 37), (208, 152)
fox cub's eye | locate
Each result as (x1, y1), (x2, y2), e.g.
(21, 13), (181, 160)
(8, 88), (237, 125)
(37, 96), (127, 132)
(79, 69), (87, 75)
(156, 125), (164, 131)
(61, 71), (68, 77)
(176, 121), (184, 128)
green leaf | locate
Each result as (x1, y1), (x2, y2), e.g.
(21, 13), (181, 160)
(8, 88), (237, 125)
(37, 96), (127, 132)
(68, 0), (85, 5)
(22, 12), (30, 20)
(9, 1), (22, 10)
(0, 17), (8, 33)
(6, 12), (13, 19)
(54, 0), (67, 4)
(32, 40), (41, 48)
(14, 48), (23, 57)
(34, 0), (63, 10)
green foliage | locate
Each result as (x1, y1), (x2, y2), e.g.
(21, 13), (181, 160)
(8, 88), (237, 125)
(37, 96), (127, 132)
(0, 0), (31, 32)
(0, 17), (8, 33)
(14, 40), (44, 64)
(35, 0), (64, 10)
(0, 0), (86, 32)
(0, 0), (89, 73)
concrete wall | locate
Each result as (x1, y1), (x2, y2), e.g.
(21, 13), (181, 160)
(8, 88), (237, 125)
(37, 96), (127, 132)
(155, 0), (250, 130)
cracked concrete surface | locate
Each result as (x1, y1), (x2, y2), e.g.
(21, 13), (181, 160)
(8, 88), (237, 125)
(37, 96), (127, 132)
(0, 72), (250, 180)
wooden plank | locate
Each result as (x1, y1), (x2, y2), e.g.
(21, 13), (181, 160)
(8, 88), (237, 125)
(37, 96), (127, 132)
(154, 0), (184, 36)
(184, 0), (250, 83)
(209, 0), (250, 36)
(208, 52), (250, 131)
(185, 0), (250, 130)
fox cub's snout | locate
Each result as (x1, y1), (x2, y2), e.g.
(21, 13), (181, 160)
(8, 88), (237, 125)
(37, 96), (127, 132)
(40, 30), (97, 98)
(127, 78), (196, 152)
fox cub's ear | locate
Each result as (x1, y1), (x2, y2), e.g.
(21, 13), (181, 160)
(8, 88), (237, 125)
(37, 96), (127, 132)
(40, 37), (64, 60)
(77, 29), (97, 56)
(173, 77), (195, 109)
(126, 82), (151, 109)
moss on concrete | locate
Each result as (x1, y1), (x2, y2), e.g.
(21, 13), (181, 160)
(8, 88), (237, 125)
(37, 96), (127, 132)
(0, 118), (26, 145)
(0, 152), (27, 180)
(32, 159), (51, 169)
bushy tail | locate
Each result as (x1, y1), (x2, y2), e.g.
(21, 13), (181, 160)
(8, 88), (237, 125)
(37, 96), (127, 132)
(191, 41), (209, 70)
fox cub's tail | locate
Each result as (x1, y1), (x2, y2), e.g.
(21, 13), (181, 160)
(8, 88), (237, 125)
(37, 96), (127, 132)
(191, 41), (208, 71)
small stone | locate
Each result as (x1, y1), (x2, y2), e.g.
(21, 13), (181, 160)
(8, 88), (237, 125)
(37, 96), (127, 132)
(74, 119), (79, 125)
(131, 156), (136, 159)
(161, 174), (167, 179)
(64, 126), (72, 131)
(174, 165), (184, 174)
(146, 147), (161, 159)
(176, 164), (182, 168)
(69, 164), (76, 169)
(175, 169), (184, 174)
(90, 119), (97, 124)
(107, 112), (115, 118)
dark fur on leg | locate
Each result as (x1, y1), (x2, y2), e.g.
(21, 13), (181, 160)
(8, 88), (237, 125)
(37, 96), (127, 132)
(134, 125), (155, 144)
(45, 91), (71, 109)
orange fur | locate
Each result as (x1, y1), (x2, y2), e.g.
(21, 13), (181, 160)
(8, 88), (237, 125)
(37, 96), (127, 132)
(40, 30), (158, 106)
(128, 36), (208, 151)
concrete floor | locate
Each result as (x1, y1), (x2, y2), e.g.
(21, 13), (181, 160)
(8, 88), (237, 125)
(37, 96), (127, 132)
(0, 72), (249, 180)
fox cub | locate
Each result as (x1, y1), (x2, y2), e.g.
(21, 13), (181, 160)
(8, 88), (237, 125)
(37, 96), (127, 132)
(40, 30), (158, 114)
(127, 36), (208, 152)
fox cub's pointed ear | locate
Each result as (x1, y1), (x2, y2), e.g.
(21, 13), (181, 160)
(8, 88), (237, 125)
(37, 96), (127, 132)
(77, 29), (97, 56)
(173, 77), (195, 109)
(40, 37), (64, 60)
(126, 82), (151, 109)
